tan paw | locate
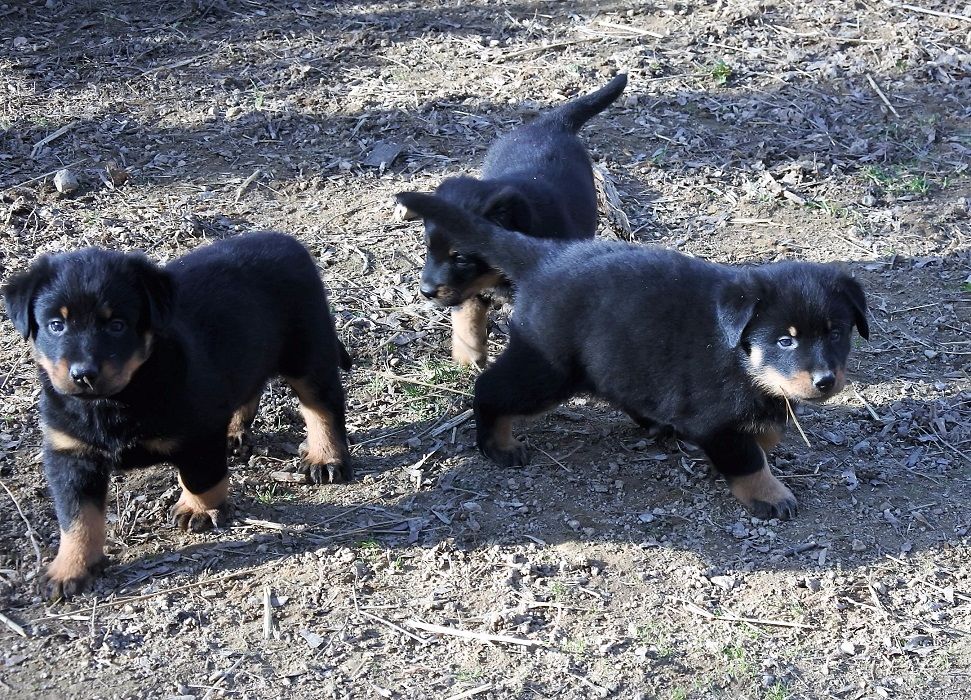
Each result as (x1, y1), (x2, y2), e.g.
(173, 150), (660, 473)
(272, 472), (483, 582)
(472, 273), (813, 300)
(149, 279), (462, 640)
(41, 554), (108, 601)
(728, 467), (798, 520)
(298, 440), (353, 484)
(452, 342), (487, 368)
(171, 476), (229, 532)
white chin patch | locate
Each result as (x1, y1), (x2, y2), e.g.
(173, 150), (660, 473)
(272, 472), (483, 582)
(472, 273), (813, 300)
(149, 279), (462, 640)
(749, 345), (764, 368)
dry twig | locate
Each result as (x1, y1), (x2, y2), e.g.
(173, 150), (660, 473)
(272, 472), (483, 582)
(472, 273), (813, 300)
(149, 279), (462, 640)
(406, 619), (548, 647)
(0, 478), (43, 572)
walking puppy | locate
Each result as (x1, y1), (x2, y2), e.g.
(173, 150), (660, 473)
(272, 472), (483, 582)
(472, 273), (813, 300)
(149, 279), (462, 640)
(3, 232), (352, 599)
(396, 192), (869, 521)
(399, 73), (627, 367)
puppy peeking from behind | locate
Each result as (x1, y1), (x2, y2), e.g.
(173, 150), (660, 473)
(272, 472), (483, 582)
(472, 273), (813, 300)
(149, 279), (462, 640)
(397, 73), (627, 368)
(396, 192), (870, 521)
(3, 232), (352, 600)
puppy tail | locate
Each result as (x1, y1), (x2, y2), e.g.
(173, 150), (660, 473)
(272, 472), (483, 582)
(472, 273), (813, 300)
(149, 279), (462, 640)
(545, 73), (628, 133)
(337, 340), (353, 371)
(395, 192), (552, 282)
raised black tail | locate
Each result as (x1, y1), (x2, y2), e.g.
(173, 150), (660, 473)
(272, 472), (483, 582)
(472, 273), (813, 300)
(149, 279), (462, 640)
(396, 192), (555, 283)
(337, 340), (352, 371)
(544, 73), (628, 133)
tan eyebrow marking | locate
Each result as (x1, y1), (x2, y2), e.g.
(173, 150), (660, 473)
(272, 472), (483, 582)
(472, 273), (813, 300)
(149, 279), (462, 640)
(99, 307), (113, 319)
(788, 326), (798, 337)
(59, 306), (69, 319)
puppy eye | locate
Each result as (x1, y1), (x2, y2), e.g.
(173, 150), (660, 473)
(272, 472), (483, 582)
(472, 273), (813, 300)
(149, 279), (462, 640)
(48, 320), (65, 334)
(107, 319), (127, 334)
(829, 328), (843, 341)
(776, 336), (797, 349)
(451, 253), (470, 265)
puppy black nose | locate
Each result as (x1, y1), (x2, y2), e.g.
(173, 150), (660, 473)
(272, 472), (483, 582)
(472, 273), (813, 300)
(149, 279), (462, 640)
(813, 372), (836, 392)
(419, 285), (438, 300)
(70, 364), (99, 387)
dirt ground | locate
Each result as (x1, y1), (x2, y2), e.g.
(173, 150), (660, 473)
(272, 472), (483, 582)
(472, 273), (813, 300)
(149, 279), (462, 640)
(1, 1), (970, 698)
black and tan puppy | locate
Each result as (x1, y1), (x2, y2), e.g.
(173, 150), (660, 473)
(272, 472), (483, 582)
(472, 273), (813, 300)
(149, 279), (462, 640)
(3, 232), (351, 599)
(400, 73), (627, 367)
(396, 192), (869, 521)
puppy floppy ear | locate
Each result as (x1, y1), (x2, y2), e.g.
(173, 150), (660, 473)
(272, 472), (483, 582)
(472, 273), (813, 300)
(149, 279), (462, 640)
(3, 255), (54, 339)
(717, 274), (762, 348)
(395, 192), (478, 237)
(127, 255), (175, 332)
(482, 187), (532, 233)
(838, 274), (869, 340)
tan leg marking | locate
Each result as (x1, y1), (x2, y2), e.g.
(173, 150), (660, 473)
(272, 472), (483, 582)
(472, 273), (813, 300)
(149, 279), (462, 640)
(728, 449), (797, 520)
(43, 425), (97, 454)
(171, 474), (229, 532)
(228, 393), (262, 442)
(754, 428), (783, 453)
(45, 503), (106, 598)
(286, 377), (350, 483)
(451, 297), (490, 367)
(491, 416), (519, 451)
(480, 414), (528, 467)
(141, 438), (180, 455)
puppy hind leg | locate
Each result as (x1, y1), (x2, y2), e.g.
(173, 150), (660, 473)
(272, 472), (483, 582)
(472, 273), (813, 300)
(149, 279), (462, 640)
(285, 372), (352, 484)
(701, 429), (797, 521)
(227, 387), (264, 457)
(623, 408), (675, 440)
(474, 339), (574, 467)
(451, 296), (490, 368)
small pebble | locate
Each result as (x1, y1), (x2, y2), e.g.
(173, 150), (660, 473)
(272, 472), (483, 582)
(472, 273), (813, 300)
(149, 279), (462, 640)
(840, 641), (858, 655)
(851, 539), (866, 552)
(53, 168), (79, 194)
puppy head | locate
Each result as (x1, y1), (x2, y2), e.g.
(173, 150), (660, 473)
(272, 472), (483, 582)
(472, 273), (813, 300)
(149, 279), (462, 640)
(3, 248), (174, 398)
(718, 263), (868, 402)
(401, 177), (529, 306)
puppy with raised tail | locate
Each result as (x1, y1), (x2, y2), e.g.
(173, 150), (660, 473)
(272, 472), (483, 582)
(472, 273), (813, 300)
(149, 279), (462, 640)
(396, 192), (869, 521)
(399, 73), (628, 367)
(3, 233), (352, 599)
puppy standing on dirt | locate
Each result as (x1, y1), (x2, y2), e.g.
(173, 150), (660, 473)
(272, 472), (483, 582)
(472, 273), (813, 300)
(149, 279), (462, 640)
(400, 73), (627, 367)
(396, 192), (869, 521)
(3, 233), (352, 599)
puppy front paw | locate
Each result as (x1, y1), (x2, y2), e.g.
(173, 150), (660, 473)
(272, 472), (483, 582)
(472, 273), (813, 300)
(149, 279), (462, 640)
(170, 499), (229, 532)
(171, 476), (230, 532)
(301, 460), (352, 484)
(298, 440), (352, 484)
(479, 436), (529, 467)
(452, 342), (487, 368)
(41, 553), (108, 601)
(728, 468), (798, 521)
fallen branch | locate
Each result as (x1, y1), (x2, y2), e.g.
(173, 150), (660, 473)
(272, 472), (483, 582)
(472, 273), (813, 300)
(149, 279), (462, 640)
(0, 478), (43, 572)
(865, 73), (900, 118)
(444, 685), (493, 700)
(368, 369), (472, 397)
(680, 600), (814, 629)
(0, 611), (28, 638)
(406, 619), (548, 647)
(234, 169), (261, 202)
(31, 121), (80, 158)
(885, 1), (971, 23)
(359, 610), (431, 644)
